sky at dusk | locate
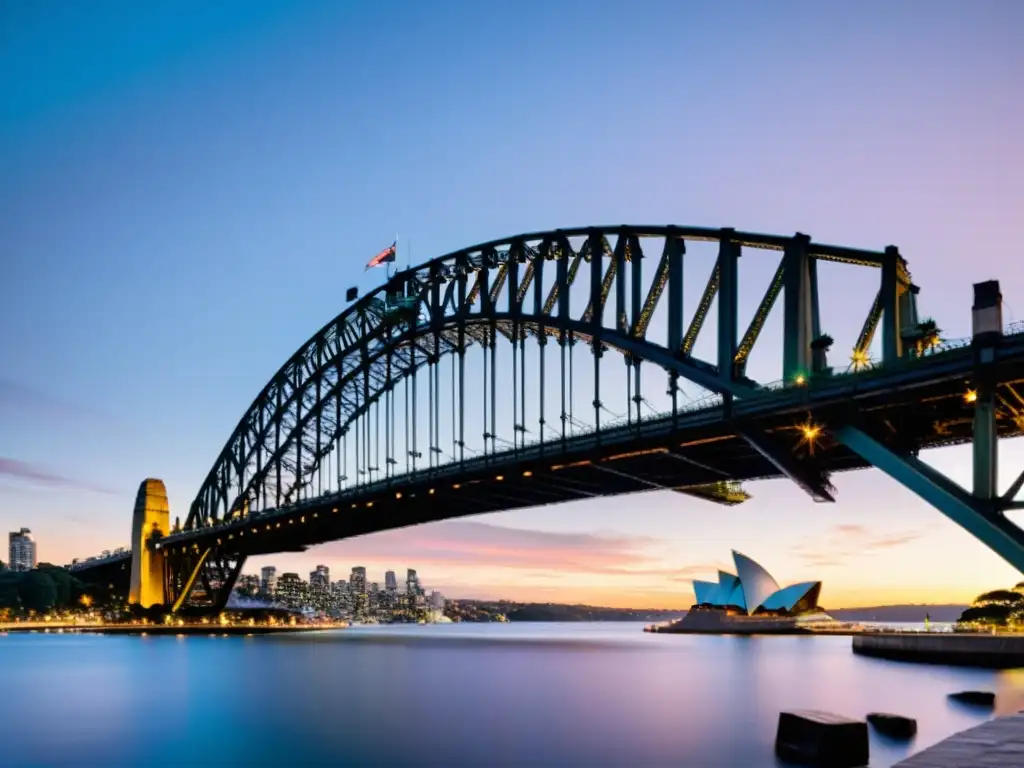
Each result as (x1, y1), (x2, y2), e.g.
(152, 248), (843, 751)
(2, 1), (1023, 609)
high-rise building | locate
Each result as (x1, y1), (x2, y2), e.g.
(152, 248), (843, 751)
(430, 591), (445, 610)
(385, 570), (397, 591)
(350, 566), (367, 594)
(406, 568), (422, 596)
(260, 566), (277, 596)
(310, 565), (330, 588)
(8, 528), (36, 572)
(350, 567), (368, 620)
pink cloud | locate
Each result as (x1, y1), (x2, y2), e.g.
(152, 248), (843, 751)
(313, 520), (720, 581)
(790, 522), (926, 568)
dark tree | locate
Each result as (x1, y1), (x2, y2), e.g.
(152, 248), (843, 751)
(810, 334), (834, 351)
(18, 571), (58, 613)
(974, 589), (1024, 605)
(958, 604), (1011, 625)
(0, 572), (22, 609)
(37, 564), (74, 606)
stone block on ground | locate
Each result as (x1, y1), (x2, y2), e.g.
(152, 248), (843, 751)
(866, 712), (917, 739)
(948, 690), (996, 706)
(775, 710), (869, 767)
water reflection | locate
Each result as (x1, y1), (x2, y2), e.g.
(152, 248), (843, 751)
(0, 624), (1006, 767)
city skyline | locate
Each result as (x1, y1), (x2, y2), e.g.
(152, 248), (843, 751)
(3, 2), (1024, 610)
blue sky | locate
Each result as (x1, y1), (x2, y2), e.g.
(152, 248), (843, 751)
(2, 1), (1023, 607)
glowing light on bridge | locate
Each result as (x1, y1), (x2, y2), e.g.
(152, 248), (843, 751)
(851, 349), (870, 371)
(798, 419), (823, 455)
(964, 388), (978, 404)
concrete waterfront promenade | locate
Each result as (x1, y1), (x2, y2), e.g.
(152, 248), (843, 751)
(854, 632), (1024, 668)
(895, 713), (1024, 767)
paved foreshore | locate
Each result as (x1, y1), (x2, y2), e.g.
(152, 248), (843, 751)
(853, 633), (1024, 668)
(895, 713), (1024, 766)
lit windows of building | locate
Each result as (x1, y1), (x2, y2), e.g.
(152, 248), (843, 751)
(236, 575), (260, 597)
(276, 573), (305, 608)
(350, 566), (367, 594)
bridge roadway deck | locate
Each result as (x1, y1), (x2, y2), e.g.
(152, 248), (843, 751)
(117, 333), (1024, 562)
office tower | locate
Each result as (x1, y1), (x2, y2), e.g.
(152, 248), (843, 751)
(260, 566), (278, 596)
(310, 565), (330, 588)
(385, 570), (397, 591)
(406, 568), (422, 596)
(350, 566), (367, 594)
(8, 528), (36, 572)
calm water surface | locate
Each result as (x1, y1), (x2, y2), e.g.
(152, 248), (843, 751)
(1, 622), (1020, 767)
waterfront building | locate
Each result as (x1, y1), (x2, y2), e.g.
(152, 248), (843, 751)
(430, 591), (445, 610)
(237, 575), (260, 596)
(385, 570), (397, 591)
(8, 528), (36, 572)
(691, 551), (822, 616)
(260, 566), (277, 597)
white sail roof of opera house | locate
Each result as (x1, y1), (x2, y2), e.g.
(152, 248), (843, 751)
(691, 551), (822, 615)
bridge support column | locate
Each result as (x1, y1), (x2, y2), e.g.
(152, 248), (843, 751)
(128, 479), (170, 608)
(717, 230), (739, 388)
(837, 280), (1024, 571)
(782, 233), (815, 383)
(881, 247), (920, 364)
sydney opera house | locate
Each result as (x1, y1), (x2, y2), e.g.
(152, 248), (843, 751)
(657, 551), (835, 633)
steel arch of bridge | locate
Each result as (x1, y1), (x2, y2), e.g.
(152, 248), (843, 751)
(183, 225), (911, 538)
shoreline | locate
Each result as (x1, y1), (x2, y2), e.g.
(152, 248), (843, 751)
(0, 623), (345, 636)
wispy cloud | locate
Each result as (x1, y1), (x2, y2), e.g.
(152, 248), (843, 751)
(316, 520), (717, 580)
(790, 522), (926, 568)
(0, 378), (115, 427)
(0, 457), (119, 496)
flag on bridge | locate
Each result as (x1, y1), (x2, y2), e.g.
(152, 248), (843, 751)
(365, 241), (397, 270)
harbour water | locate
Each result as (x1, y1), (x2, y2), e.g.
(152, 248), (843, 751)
(0, 622), (1019, 767)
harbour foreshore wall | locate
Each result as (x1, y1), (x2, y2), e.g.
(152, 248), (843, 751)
(853, 632), (1024, 668)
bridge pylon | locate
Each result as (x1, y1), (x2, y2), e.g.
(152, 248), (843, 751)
(128, 478), (170, 608)
(835, 280), (1024, 571)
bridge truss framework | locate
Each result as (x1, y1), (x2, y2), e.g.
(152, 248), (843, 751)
(65, 226), (1024, 613)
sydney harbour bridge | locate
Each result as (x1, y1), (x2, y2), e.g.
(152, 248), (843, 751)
(68, 225), (1024, 614)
